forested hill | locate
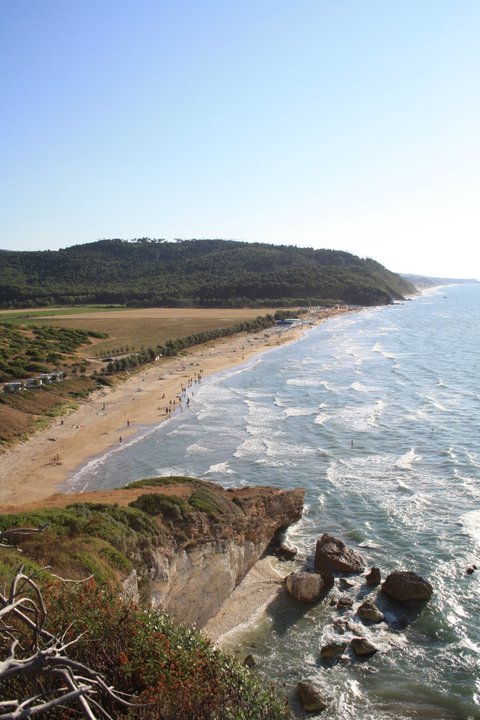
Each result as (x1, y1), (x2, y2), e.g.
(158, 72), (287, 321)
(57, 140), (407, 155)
(0, 238), (415, 308)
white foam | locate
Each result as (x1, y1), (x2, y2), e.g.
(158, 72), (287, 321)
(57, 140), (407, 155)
(234, 437), (267, 459)
(394, 448), (421, 470)
(204, 461), (235, 476)
(460, 509), (480, 546)
(284, 406), (316, 417)
(186, 442), (214, 456)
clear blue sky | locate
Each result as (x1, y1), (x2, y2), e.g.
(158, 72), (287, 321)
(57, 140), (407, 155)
(1, 0), (479, 278)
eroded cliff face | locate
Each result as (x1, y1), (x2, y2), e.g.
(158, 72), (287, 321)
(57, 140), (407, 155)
(0, 475), (304, 629)
(127, 483), (305, 627)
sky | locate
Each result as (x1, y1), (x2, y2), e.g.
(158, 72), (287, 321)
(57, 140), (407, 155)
(1, 0), (479, 278)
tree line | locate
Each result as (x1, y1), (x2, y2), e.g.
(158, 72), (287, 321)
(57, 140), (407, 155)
(0, 238), (415, 308)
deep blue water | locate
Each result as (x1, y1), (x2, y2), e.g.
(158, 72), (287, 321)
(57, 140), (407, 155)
(66, 284), (480, 719)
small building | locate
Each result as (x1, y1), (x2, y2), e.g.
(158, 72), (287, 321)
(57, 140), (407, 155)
(3, 382), (25, 394)
(276, 318), (300, 326)
(39, 373), (55, 384)
(26, 377), (43, 389)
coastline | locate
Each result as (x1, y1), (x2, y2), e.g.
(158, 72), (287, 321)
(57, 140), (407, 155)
(0, 307), (352, 508)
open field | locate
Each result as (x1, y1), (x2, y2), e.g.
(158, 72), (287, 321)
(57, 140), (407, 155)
(8, 306), (280, 358)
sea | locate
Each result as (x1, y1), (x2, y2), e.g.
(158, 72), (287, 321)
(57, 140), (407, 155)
(65, 283), (480, 720)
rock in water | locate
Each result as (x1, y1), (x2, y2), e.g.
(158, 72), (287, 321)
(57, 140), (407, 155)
(274, 542), (298, 561)
(336, 595), (354, 609)
(320, 641), (347, 658)
(297, 682), (328, 712)
(314, 534), (365, 573)
(243, 654), (256, 668)
(381, 570), (433, 603)
(350, 637), (378, 656)
(356, 599), (384, 623)
(365, 567), (381, 586)
(285, 571), (326, 602)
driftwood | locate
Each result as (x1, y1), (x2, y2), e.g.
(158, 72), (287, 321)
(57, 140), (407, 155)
(0, 528), (144, 719)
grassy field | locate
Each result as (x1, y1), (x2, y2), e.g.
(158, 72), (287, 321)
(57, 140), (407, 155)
(4, 307), (278, 358)
(0, 307), (280, 448)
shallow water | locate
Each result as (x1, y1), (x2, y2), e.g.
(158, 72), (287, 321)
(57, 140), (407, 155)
(66, 284), (480, 719)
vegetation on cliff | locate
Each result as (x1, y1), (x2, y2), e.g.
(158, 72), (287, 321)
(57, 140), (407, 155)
(0, 576), (288, 719)
(0, 238), (415, 308)
(0, 478), (297, 718)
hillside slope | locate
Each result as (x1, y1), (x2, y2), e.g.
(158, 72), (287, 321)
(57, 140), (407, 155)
(0, 238), (415, 308)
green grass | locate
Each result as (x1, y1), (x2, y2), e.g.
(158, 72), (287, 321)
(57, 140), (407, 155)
(0, 305), (124, 323)
(124, 476), (197, 490)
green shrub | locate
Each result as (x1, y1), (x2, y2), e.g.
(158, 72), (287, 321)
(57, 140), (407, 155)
(36, 580), (289, 719)
(129, 493), (191, 520)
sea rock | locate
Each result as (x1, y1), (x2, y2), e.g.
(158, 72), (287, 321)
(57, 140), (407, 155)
(356, 599), (384, 623)
(381, 570), (433, 604)
(365, 567), (381, 586)
(314, 534), (365, 573)
(243, 654), (256, 668)
(336, 595), (354, 609)
(466, 564), (477, 575)
(285, 571), (325, 603)
(339, 577), (356, 589)
(350, 637), (378, 657)
(297, 682), (328, 712)
(320, 641), (347, 658)
(274, 542), (298, 561)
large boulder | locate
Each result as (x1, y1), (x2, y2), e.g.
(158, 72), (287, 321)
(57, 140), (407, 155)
(315, 534), (365, 573)
(381, 570), (433, 604)
(356, 599), (384, 623)
(365, 567), (381, 586)
(320, 641), (347, 659)
(297, 682), (328, 712)
(350, 637), (378, 656)
(285, 571), (326, 603)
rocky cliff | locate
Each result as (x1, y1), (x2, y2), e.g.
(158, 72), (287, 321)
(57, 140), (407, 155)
(126, 480), (305, 626)
(0, 476), (304, 628)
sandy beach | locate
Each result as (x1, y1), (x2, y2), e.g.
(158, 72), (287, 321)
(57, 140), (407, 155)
(0, 307), (351, 509)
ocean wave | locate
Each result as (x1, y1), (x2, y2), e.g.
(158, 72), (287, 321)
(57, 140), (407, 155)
(314, 412), (331, 425)
(283, 406), (317, 417)
(186, 442), (214, 456)
(204, 461), (235, 476)
(233, 437), (267, 459)
(394, 448), (421, 470)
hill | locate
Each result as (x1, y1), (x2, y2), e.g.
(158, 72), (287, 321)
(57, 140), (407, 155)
(402, 273), (479, 290)
(0, 238), (415, 308)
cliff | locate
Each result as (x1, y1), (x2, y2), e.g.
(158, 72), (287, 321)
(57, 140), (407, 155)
(0, 476), (304, 628)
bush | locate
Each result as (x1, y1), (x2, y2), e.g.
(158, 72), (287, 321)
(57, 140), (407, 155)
(45, 581), (288, 719)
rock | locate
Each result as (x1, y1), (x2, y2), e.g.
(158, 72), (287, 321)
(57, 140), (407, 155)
(297, 682), (328, 712)
(339, 577), (356, 589)
(381, 570), (433, 604)
(320, 641), (347, 658)
(333, 618), (347, 634)
(285, 571), (326, 603)
(336, 595), (354, 609)
(350, 637), (378, 656)
(365, 567), (381, 586)
(356, 599), (384, 623)
(466, 564), (477, 575)
(314, 534), (365, 573)
(243, 654), (256, 668)
(273, 542), (298, 561)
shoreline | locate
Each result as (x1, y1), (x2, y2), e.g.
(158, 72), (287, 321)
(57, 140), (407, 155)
(0, 307), (353, 509)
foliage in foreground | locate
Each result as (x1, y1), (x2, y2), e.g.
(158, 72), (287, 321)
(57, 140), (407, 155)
(0, 576), (289, 719)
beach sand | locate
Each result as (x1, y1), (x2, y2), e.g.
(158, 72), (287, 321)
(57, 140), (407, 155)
(203, 555), (292, 646)
(0, 308), (349, 507)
